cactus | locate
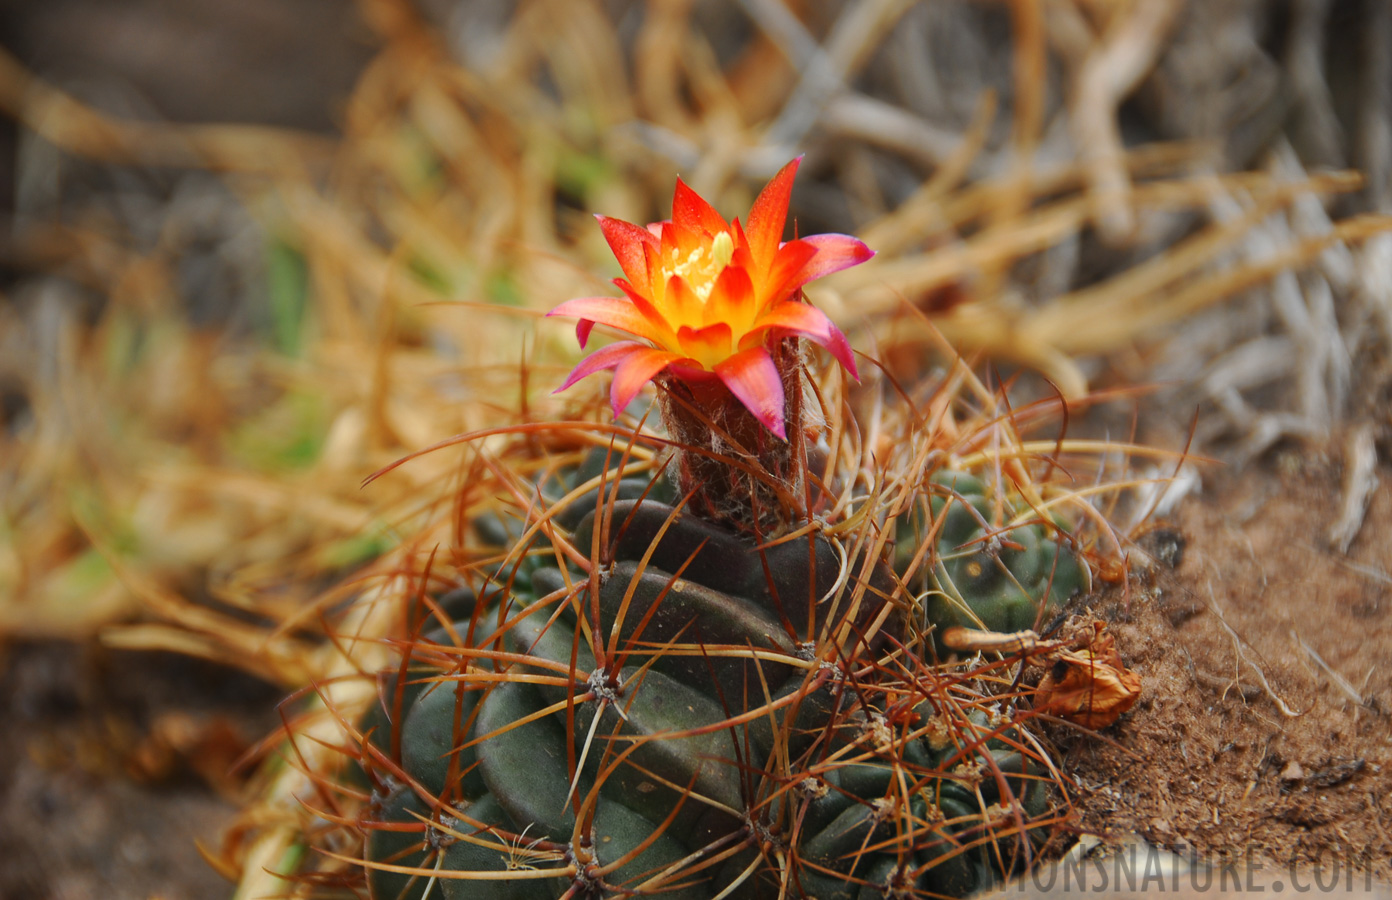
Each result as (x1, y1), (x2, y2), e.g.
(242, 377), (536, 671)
(897, 471), (1090, 642)
(357, 451), (1060, 900)
(344, 165), (1092, 900)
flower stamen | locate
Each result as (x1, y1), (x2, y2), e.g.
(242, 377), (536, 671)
(669, 229), (735, 304)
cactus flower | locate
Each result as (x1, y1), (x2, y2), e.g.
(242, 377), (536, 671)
(550, 157), (873, 439)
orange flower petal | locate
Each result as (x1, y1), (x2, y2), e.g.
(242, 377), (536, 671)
(676, 321), (732, 366)
(641, 240), (665, 303)
(704, 265), (756, 332)
(552, 158), (871, 417)
(596, 215), (658, 297)
(671, 221), (707, 258)
(759, 238), (819, 309)
(744, 156), (801, 271)
(672, 178), (729, 236)
(613, 279), (679, 345)
(729, 217), (752, 258)
(714, 346), (786, 439)
(664, 275), (704, 329)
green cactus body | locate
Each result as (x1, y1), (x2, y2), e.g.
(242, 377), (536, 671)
(359, 454), (1059, 899)
(901, 471), (1089, 641)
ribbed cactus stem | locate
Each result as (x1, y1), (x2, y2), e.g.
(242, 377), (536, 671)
(657, 337), (809, 535)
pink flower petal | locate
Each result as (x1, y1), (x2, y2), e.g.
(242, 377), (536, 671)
(819, 325), (857, 381)
(672, 178), (729, 236)
(785, 233), (874, 290)
(596, 215), (659, 297)
(714, 346), (787, 440)
(745, 156), (802, 272)
(549, 296), (663, 345)
(609, 346), (683, 416)
(748, 301), (858, 380)
(576, 318), (596, 347)
(554, 341), (644, 394)
(667, 361), (719, 383)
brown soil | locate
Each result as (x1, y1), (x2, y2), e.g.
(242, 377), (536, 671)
(1064, 449), (1392, 878)
(0, 645), (280, 900)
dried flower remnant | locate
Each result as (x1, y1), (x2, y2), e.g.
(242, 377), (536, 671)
(1036, 627), (1142, 729)
(550, 156), (872, 441)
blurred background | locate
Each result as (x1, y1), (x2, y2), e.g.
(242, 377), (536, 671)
(1, 1), (1389, 897)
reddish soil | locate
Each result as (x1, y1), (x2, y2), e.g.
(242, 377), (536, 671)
(1064, 449), (1392, 878)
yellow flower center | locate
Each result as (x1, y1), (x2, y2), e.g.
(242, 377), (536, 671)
(667, 231), (735, 303)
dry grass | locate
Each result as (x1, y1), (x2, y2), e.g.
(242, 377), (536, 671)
(2, 0), (1390, 897)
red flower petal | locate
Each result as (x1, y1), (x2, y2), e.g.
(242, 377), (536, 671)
(729, 217), (752, 258)
(596, 215), (659, 296)
(672, 178), (729, 237)
(714, 346), (787, 440)
(745, 156), (802, 272)
(658, 220), (680, 257)
(610, 346), (683, 416)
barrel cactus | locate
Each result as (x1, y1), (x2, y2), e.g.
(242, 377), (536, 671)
(897, 470), (1090, 642)
(348, 162), (1087, 900)
(357, 452), (1059, 900)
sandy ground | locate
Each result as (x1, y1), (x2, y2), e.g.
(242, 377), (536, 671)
(1066, 447), (1391, 880)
